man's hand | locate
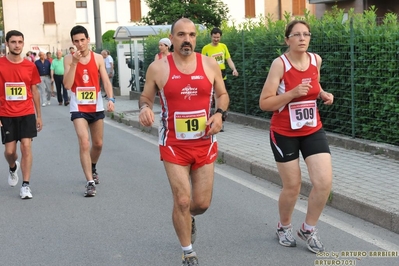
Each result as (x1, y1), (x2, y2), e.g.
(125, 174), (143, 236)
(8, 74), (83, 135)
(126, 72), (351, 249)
(36, 117), (43, 132)
(107, 101), (114, 112)
(206, 113), (223, 135)
(320, 91), (334, 105)
(139, 107), (154, 127)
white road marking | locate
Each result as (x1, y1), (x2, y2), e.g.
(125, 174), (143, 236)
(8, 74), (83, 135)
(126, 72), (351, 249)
(106, 119), (399, 252)
(215, 168), (399, 252)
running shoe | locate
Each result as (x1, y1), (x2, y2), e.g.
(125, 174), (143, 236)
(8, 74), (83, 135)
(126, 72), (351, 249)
(191, 216), (196, 244)
(20, 186), (33, 199)
(84, 182), (96, 197)
(92, 171), (100, 184)
(297, 227), (325, 253)
(276, 224), (296, 247)
(8, 161), (20, 187)
(182, 252), (199, 266)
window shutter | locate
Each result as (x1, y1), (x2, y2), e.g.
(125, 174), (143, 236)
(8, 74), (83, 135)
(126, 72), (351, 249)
(43, 2), (56, 24)
(245, 0), (256, 18)
(292, 0), (306, 16)
(130, 0), (142, 22)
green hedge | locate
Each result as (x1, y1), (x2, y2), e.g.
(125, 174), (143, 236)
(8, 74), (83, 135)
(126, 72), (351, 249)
(139, 7), (399, 146)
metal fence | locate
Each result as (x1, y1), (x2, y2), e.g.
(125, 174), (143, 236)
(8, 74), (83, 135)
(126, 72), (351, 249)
(219, 19), (399, 146)
(127, 17), (399, 146)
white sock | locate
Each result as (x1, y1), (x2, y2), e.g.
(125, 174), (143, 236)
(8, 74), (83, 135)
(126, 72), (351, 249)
(303, 222), (315, 232)
(278, 221), (291, 228)
(182, 244), (193, 255)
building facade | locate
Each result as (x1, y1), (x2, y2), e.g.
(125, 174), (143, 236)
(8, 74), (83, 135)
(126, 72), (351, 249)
(3, 0), (150, 54)
(310, 0), (398, 19)
(265, 0), (316, 21)
(2, 0), (317, 55)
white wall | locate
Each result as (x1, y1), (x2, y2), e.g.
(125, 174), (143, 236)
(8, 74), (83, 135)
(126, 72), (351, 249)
(2, 0), (150, 56)
(222, 0), (265, 25)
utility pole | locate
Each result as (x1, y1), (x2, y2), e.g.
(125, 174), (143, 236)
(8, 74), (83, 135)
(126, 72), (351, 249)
(93, 0), (102, 52)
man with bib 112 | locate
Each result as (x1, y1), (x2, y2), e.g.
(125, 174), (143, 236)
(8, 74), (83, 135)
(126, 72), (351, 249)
(0, 30), (43, 199)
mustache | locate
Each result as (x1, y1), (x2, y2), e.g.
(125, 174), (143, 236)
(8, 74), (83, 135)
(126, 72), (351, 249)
(181, 42), (192, 48)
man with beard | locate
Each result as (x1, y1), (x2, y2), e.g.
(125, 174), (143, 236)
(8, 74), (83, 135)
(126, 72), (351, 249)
(139, 18), (229, 265)
(0, 30), (43, 199)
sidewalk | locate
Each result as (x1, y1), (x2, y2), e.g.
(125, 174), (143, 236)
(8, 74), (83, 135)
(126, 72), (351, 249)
(106, 96), (399, 234)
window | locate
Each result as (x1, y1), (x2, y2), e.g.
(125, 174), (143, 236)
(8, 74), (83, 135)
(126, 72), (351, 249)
(130, 0), (142, 22)
(76, 1), (87, 8)
(292, 0), (306, 16)
(76, 1), (88, 23)
(43, 2), (56, 24)
(245, 0), (256, 18)
(105, 0), (117, 22)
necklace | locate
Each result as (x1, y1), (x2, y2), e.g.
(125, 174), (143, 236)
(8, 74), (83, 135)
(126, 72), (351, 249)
(288, 56), (308, 71)
(81, 51), (90, 57)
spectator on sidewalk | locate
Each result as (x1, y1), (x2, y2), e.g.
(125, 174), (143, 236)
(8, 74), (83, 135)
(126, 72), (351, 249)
(100, 49), (114, 98)
(46, 52), (55, 96)
(25, 51), (33, 62)
(139, 18), (229, 265)
(51, 50), (69, 106)
(63, 25), (115, 197)
(259, 20), (334, 254)
(154, 37), (171, 60)
(0, 30), (43, 199)
(69, 46), (75, 55)
(35, 51), (52, 106)
(46, 52), (53, 63)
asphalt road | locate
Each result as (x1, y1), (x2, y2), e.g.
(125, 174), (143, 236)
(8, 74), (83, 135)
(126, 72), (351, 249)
(0, 100), (398, 266)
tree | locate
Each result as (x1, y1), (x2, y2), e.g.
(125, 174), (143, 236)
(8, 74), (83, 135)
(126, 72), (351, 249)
(142, 0), (229, 28)
(102, 30), (116, 43)
(0, 0), (3, 31)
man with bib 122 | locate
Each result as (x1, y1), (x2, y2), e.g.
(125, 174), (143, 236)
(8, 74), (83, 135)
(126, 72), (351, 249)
(63, 25), (115, 197)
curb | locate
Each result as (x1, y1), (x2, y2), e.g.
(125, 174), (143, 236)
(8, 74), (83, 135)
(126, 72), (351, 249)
(105, 110), (399, 234)
(128, 91), (399, 161)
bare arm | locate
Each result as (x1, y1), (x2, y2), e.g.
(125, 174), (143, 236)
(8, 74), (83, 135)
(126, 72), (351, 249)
(63, 54), (76, 89)
(110, 61), (114, 77)
(226, 58), (238, 76)
(205, 56), (229, 135)
(31, 84), (43, 131)
(315, 54), (334, 105)
(96, 54), (115, 112)
(212, 61), (229, 112)
(259, 58), (312, 112)
(138, 61), (160, 127)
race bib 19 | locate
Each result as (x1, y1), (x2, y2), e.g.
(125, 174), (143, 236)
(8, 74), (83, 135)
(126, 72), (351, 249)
(174, 109), (207, 140)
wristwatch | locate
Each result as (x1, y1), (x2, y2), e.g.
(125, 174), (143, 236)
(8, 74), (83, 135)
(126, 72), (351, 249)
(215, 108), (227, 121)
